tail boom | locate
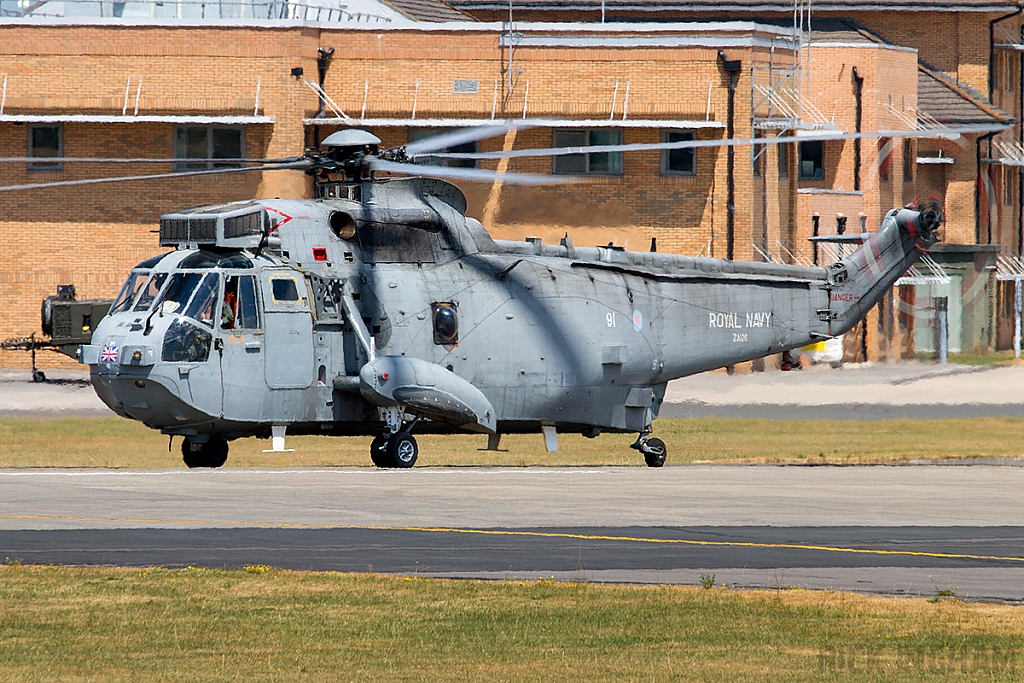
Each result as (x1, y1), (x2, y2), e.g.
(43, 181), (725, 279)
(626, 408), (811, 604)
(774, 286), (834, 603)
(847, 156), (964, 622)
(824, 207), (939, 337)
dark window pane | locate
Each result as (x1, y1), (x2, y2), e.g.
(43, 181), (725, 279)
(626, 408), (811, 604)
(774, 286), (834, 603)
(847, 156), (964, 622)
(212, 128), (242, 167)
(664, 131), (694, 175)
(235, 275), (260, 329)
(271, 278), (300, 302)
(30, 127), (60, 157)
(553, 130), (587, 174)
(589, 129), (622, 174)
(162, 319), (212, 363)
(798, 141), (824, 180)
(176, 127), (208, 170)
(778, 142), (789, 179)
(29, 126), (61, 170)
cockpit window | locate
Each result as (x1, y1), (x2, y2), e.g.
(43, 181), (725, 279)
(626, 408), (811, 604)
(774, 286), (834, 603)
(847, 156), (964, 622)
(184, 273), (220, 328)
(153, 272), (203, 317)
(161, 319), (212, 363)
(132, 273), (168, 312)
(179, 250), (253, 270)
(111, 271), (147, 314)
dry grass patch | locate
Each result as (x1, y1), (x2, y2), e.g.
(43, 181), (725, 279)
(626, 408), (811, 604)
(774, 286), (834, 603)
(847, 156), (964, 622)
(2, 565), (1024, 682)
(2, 416), (1024, 469)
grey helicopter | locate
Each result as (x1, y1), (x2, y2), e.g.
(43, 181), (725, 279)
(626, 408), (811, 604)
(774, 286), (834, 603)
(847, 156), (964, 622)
(10, 125), (940, 468)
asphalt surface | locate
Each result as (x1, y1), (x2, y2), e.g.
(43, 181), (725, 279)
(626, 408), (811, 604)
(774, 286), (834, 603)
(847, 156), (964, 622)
(3, 362), (1024, 600)
(3, 466), (1024, 600)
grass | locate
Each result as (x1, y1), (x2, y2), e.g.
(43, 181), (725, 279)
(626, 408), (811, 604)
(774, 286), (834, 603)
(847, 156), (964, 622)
(2, 416), (1024, 468)
(916, 350), (1023, 367)
(1, 565), (1022, 682)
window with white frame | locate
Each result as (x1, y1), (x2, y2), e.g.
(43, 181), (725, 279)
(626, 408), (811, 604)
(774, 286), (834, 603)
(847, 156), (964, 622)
(174, 126), (244, 171)
(28, 124), (63, 172)
(553, 129), (623, 175)
(661, 130), (695, 176)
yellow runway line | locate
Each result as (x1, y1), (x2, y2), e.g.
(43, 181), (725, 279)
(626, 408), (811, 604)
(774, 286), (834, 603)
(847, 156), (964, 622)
(4, 514), (1024, 564)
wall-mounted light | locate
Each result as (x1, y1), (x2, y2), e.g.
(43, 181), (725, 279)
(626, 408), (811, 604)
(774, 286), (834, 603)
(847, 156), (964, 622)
(291, 67), (304, 79)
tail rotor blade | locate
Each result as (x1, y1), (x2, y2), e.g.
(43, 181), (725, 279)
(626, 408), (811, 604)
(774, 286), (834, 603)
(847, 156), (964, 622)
(371, 159), (587, 186)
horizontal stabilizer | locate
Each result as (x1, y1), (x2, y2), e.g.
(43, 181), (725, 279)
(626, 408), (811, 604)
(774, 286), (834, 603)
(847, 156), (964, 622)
(359, 356), (496, 434)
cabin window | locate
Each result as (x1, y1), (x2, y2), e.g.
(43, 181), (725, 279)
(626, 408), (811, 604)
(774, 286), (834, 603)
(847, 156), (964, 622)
(408, 128), (477, 168)
(28, 124), (63, 172)
(661, 130), (695, 176)
(162, 319), (212, 363)
(798, 140), (824, 180)
(432, 302), (458, 345)
(553, 129), (623, 175)
(270, 277), (300, 303)
(174, 126), (244, 171)
(223, 275), (259, 329)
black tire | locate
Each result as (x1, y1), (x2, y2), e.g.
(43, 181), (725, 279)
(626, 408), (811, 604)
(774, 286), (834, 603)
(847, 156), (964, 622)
(181, 436), (229, 468)
(386, 431), (418, 468)
(31, 370), (46, 383)
(41, 297), (55, 337)
(643, 437), (667, 468)
(370, 435), (389, 468)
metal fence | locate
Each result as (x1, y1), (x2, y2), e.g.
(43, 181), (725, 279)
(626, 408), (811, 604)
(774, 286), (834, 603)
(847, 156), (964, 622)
(2, 0), (392, 23)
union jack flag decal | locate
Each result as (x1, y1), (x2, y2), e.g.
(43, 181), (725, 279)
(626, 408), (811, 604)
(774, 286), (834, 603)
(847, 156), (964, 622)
(100, 344), (119, 363)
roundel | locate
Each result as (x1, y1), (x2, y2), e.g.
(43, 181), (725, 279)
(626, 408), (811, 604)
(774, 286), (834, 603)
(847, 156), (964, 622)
(632, 309), (643, 332)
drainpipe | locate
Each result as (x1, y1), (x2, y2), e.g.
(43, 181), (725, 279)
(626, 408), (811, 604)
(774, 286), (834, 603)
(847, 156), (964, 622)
(719, 50), (742, 260)
(852, 66), (864, 192)
(312, 46), (335, 147)
(977, 131), (997, 243)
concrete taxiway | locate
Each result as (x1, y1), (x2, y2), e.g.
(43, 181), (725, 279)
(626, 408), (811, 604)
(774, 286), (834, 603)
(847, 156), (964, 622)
(2, 466), (1024, 601)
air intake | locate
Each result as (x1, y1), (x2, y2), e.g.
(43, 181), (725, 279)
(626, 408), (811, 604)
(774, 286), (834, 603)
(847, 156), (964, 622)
(159, 202), (267, 249)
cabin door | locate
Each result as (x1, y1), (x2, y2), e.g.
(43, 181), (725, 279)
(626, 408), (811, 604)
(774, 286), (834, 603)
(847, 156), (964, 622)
(260, 269), (314, 389)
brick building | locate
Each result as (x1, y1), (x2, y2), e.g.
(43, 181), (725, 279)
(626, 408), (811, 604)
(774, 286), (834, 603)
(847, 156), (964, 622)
(1, 0), (1020, 367)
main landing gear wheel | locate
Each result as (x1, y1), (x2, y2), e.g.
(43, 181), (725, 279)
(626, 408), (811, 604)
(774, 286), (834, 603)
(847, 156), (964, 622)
(181, 436), (229, 469)
(641, 437), (667, 468)
(387, 431), (418, 468)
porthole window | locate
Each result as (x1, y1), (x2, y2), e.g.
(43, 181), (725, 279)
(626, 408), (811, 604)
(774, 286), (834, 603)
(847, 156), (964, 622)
(432, 302), (458, 346)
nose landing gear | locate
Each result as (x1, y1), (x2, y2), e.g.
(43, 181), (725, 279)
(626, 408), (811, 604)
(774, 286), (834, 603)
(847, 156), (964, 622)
(181, 436), (229, 469)
(369, 407), (420, 468)
(369, 431), (419, 468)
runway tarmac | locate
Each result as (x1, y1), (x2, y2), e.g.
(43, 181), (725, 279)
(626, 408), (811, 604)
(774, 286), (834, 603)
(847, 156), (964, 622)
(3, 466), (1024, 601)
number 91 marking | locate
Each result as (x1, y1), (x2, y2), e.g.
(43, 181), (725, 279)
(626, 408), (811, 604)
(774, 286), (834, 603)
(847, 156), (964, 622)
(606, 312), (616, 328)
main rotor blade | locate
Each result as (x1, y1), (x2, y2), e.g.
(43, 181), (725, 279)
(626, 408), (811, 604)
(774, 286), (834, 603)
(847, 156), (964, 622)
(0, 161), (312, 193)
(403, 123), (533, 156)
(425, 125), (1000, 160)
(0, 156), (302, 164)
(372, 159), (587, 186)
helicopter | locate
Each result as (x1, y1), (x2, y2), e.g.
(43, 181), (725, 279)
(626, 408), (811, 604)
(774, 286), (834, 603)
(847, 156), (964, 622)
(6, 125), (940, 468)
